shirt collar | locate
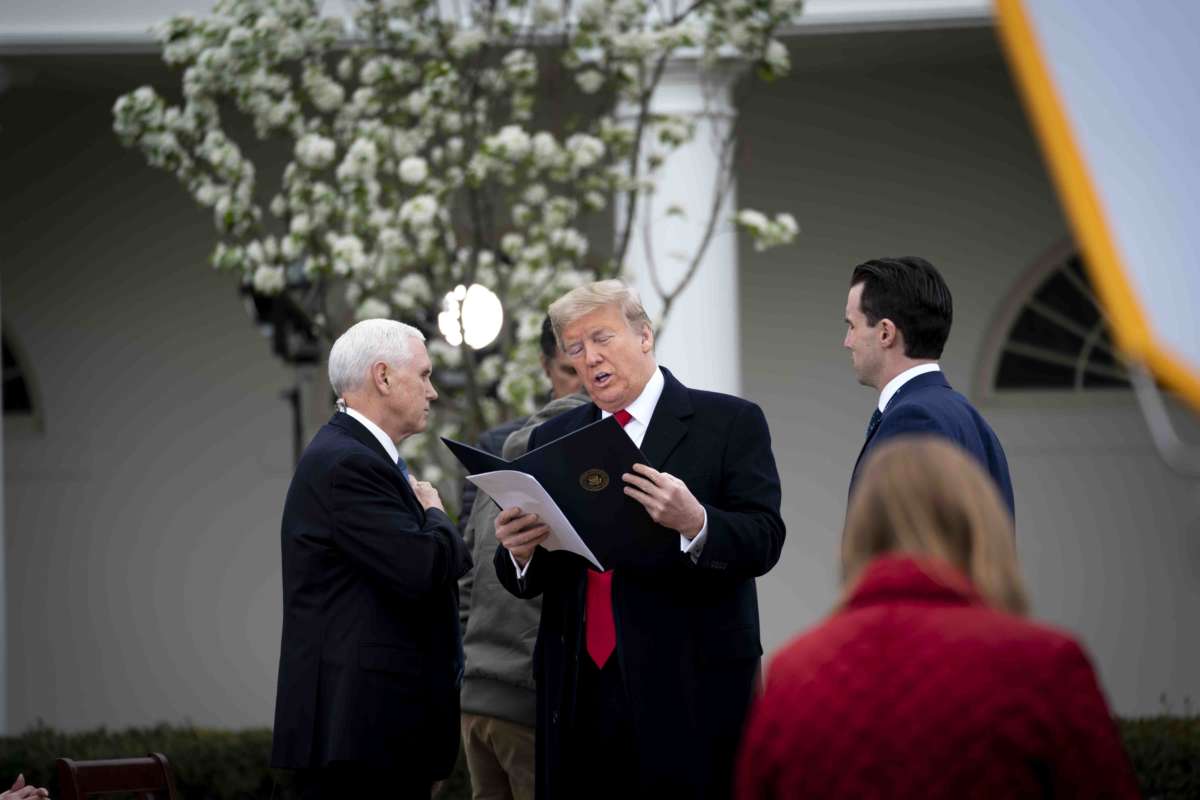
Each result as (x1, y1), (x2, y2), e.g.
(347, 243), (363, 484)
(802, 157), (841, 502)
(601, 366), (665, 426)
(343, 406), (400, 464)
(878, 362), (941, 413)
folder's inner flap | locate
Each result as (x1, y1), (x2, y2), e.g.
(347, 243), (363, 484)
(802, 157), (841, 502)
(441, 436), (511, 475)
(513, 415), (648, 472)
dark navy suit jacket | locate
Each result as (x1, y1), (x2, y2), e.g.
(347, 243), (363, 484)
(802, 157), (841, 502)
(271, 412), (471, 776)
(852, 371), (1015, 516)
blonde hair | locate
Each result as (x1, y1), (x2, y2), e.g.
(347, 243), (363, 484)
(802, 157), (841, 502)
(842, 436), (1028, 615)
(547, 280), (652, 345)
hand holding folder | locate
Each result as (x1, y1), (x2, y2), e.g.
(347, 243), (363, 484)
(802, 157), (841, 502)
(442, 416), (670, 570)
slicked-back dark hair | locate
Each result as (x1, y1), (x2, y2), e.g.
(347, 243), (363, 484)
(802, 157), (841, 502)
(850, 256), (953, 359)
(539, 315), (558, 360)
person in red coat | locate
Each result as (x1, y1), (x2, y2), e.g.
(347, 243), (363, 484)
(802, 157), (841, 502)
(736, 436), (1140, 800)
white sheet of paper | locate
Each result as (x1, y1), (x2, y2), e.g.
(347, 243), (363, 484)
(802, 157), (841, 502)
(467, 469), (603, 571)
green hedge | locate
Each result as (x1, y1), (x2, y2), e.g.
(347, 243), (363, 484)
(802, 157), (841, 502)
(1118, 716), (1200, 799)
(0, 718), (1194, 799)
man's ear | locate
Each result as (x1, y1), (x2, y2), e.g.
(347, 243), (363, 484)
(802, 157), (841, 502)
(640, 322), (654, 353)
(878, 318), (900, 350)
(371, 361), (391, 393)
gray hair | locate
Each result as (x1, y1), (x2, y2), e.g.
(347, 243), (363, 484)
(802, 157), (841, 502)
(328, 318), (426, 397)
(548, 279), (652, 345)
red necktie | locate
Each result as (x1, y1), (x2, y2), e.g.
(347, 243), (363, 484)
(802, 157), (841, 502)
(585, 408), (632, 668)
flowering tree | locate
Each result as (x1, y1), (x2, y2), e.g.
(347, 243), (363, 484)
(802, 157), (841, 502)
(113, 0), (800, 492)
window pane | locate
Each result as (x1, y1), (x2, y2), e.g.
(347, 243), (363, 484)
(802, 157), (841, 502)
(1033, 271), (1100, 329)
(1081, 373), (1129, 388)
(996, 351), (1074, 388)
(1007, 308), (1084, 357)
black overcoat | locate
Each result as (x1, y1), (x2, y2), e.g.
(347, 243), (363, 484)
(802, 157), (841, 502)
(271, 412), (471, 778)
(494, 369), (785, 799)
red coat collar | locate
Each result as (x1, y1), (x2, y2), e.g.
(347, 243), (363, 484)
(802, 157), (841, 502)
(844, 555), (983, 610)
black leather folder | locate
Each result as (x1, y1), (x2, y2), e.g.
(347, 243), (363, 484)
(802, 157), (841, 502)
(442, 416), (668, 569)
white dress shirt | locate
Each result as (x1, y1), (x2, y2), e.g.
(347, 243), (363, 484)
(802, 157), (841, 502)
(878, 362), (941, 413)
(344, 406), (402, 465)
(514, 366), (708, 577)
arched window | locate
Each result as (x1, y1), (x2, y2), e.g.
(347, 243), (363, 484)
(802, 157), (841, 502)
(2, 327), (35, 417)
(978, 241), (1130, 397)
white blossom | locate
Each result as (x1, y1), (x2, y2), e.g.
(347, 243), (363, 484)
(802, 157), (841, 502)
(303, 67), (345, 112)
(448, 28), (487, 57)
(393, 272), (432, 306)
(360, 58), (386, 85)
(776, 212), (799, 238)
(195, 182), (220, 207)
(281, 235), (302, 260)
(252, 264), (286, 293)
(398, 156), (429, 185)
(399, 194), (439, 228)
(295, 133), (336, 169)
(575, 70), (605, 94)
(523, 183), (548, 205)
(765, 39), (790, 75)
(356, 296), (392, 320)
(531, 132), (561, 168)
(290, 213), (312, 236)
(488, 125), (532, 161)
(406, 89), (430, 115)
(330, 233), (368, 275)
(337, 137), (379, 182)
(565, 133), (605, 170)
(501, 232), (524, 256)
(551, 228), (589, 258)
(735, 209), (769, 233)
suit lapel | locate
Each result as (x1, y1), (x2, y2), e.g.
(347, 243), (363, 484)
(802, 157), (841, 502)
(640, 368), (693, 469)
(851, 371), (953, 482)
(329, 412), (422, 513)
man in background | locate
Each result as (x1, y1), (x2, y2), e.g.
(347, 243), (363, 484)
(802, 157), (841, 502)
(271, 319), (471, 799)
(457, 316), (583, 528)
(458, 388), (588, 800)
(843, 256), (1015, 515)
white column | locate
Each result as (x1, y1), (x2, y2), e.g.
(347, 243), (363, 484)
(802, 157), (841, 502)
(618, 58), (742, 396)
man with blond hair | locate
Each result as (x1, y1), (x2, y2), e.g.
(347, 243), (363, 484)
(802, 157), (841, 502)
(271, 319), (472, 799)
(494, 281), (786, 799)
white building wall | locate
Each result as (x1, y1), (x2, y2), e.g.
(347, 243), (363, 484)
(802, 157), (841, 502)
(2, 75), (293, 729)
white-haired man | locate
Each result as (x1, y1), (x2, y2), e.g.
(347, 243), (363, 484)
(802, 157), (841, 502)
(494, 281), (786, 799)
(271, 319), (472, 799)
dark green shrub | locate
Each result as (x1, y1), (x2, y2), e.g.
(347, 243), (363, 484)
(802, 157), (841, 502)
(1119, 715), (1200, 800)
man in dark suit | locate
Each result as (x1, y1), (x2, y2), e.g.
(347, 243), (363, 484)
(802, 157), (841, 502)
(271, 319), (472, 799)
(493, 280), (786, 799)
(844, 256), (1015, 515)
